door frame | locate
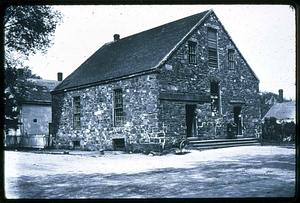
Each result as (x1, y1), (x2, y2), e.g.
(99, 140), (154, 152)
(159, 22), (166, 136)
(186, 104), (197, 137)
(233, 106), (242, 136)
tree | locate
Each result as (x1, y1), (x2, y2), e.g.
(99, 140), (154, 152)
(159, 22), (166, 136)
(4, 67), (19, 133)
(4, 5), (62, 67)
(3, 5), (62, 133)
(259, 91), (291, 118)
(259, 91), (279, 119)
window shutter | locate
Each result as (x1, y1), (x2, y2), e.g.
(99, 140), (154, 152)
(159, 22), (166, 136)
(207, 28), (218, 68)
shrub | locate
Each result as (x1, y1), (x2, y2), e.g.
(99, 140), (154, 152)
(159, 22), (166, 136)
(262, 117), (295, 142)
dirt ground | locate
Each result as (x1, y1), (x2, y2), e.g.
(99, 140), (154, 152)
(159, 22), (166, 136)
(4, 146), (296, 199)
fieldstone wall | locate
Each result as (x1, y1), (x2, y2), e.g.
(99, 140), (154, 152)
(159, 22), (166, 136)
(157, 12), (261, 141)
(52, 12), (262, 151)
(52, 73), (162, 151)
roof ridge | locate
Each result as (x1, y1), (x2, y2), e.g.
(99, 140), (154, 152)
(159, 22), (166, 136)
(27, 78), (60, 83)
(53, 9), (212, 92)
(153, 9), (213, 69)
(111, 10), (212, 44)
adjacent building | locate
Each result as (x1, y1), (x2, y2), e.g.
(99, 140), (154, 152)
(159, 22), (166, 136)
(263, 89), (295, 123)
(51, 9), (261, 151)
(5, 72), (62, 148)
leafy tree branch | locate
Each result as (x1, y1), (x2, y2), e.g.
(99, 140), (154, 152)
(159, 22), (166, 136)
(4, 5), (62, 133)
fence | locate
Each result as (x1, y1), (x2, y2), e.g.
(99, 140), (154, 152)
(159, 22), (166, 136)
(4, 134), (53, 149)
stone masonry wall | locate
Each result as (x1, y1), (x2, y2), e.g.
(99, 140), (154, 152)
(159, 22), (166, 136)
(52, 12), (262, 151)
(157, 12), (261, 141)
(52, 73), (162, 151)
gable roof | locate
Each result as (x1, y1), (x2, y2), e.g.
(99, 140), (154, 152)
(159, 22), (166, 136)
(263, 101), (295, 122)
(53, 10), (211, 92)
(22, 78), (60, 104)
(53, 9), (258, 93)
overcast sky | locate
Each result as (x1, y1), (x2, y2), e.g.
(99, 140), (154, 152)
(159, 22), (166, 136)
(23, 5), (295, 99)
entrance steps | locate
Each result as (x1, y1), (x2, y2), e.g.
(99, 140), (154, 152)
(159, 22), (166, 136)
(186, 137), (261, 150)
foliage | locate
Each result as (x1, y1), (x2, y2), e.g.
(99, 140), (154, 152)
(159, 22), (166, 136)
(259, 91), (278, 118)
(3, 5), (62, 133)
(4, 67), (19, 133)
(4, 5), (62, 68)
(259, 91), (291, 118)
(3, 67), (42, 133)
(262, 117), (295, 142)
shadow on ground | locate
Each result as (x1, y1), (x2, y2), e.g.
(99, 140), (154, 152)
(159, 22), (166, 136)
(5, 152), (295, 199)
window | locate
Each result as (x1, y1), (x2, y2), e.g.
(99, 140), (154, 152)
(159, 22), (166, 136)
(188, 42), (197, 64)
(113, 138), (125, 150)
(228, 49), (235, 70)
(73, 141), (80, 147)
(73, 96), (80, 129)
(210, 81), (220, 116)
(114, 89), (123, 126)
(207, 28), (218, 68)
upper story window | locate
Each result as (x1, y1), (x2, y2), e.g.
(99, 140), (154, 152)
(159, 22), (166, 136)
(188, 41), (197, 64)
(207, 28), (218, 68)
(73, 96), (81, 129)
(114, 89), (123, 126)
(210, 81), (220, 116)
(228, 49), (235, 70)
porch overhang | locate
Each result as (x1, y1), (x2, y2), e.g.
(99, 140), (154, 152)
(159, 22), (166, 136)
(229, 99), (246, 105)
(159, 92), (210, 103)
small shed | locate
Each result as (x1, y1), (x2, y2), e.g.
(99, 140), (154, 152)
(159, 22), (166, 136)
(5, 73), (61, 148)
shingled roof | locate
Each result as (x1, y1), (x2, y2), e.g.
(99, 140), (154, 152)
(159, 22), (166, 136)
(53, 9), (258, 93)
(22, 78), (60, 104)
(263, 101), (295, 122)
(53, 10), (212, 92)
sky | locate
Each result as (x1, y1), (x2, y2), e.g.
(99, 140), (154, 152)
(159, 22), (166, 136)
(23, 5), (296, 99)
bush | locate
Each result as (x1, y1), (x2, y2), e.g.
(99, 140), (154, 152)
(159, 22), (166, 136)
(262, 117), (295, 142)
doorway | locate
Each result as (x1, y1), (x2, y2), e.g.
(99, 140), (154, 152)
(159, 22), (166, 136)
(186, 104), (197, 137)
(233, 106), (242, 136)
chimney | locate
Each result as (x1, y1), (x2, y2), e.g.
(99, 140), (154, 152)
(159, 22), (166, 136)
(57, 72), (63, 81)
(113, 34), (120, 41)
(279, 89), (283, 103)
(17, 68), (24, 79)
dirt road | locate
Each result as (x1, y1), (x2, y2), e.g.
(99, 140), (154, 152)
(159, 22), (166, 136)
(4, 146), (296, 198)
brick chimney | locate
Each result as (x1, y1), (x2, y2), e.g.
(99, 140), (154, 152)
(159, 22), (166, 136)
(114, 34), (120, 41)
(279, 89), (283, 103)
(17, 68), (24, 79)
(57, 72), (63, 81)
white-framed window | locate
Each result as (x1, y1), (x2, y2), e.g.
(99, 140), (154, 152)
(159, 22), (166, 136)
(114, 89), (123, 126)
(228, 49), (235, 70)
(73, 96), (81, 129)
(188, 41), (197, 64)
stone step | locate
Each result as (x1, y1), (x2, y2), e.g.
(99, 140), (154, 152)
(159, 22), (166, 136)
(186, 138), (261, 150)
(191, 140), (260, 147)
(191, 142), (261, 150)
(188, 137), (257, 143)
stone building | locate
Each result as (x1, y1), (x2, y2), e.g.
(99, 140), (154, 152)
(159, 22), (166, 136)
(51, 9), (261, 151)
